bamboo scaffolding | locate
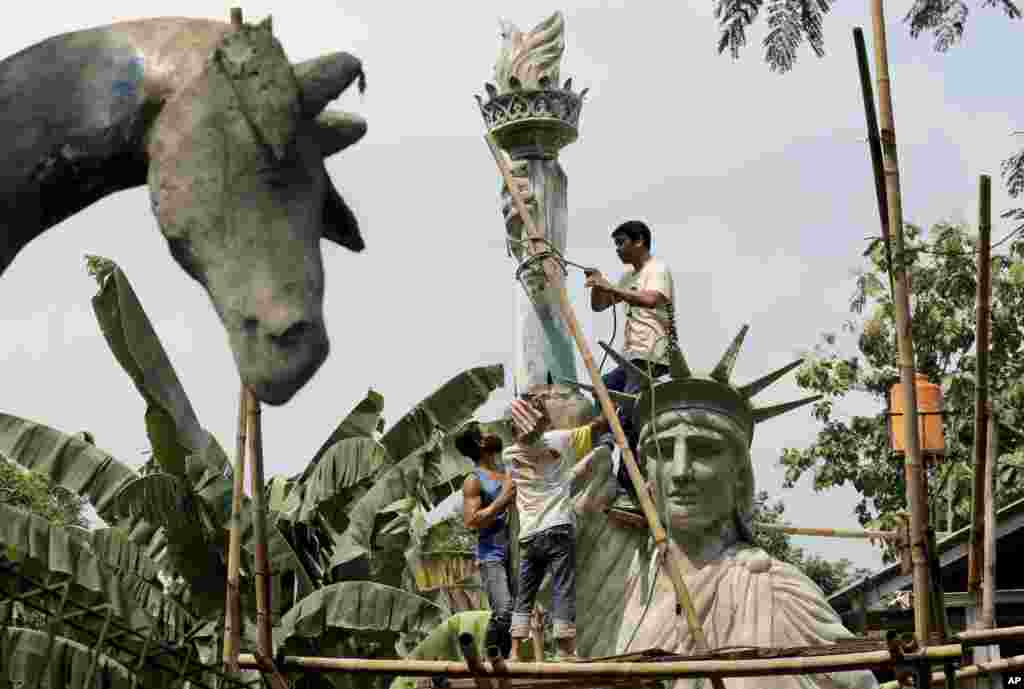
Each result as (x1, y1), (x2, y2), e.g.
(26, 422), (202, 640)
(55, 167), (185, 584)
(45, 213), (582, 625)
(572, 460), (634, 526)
(611, 508), (901, 541)
(878, 653), (1024, 689)
(969, 175), (993, 597)
(223, 383), (249, 672)
(246, 387), (273, 661)
(853, 27), (897, 314)
(238, 644), (971, 679)
(483, 135), (722, 687)
(869, 0), (933, 645)
(755, 524), (900, 541)
(982, 409), (998, 631)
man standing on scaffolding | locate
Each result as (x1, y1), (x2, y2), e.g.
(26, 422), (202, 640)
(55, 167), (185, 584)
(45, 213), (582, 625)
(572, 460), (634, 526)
(585, 220), (676, 503)
(504, 392), (609, 661)
(455, 422), (517, 658)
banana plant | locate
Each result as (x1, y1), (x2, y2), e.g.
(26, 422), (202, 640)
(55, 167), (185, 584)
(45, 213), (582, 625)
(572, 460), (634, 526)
(0, 255), (506, 689)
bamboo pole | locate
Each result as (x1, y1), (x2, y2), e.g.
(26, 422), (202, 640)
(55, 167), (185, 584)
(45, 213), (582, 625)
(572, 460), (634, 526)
(957, 625), (1024, 645)
(869, 0), (932, 645)
(982, 407), (998, 631)
(246, 387), (273, 660)
(853, 27), (898, 307)
(879, 652), (1024, 689)
(223, 383), (249, 672)
(755, 524), (900, 540)
(484, 135), (721, 687)
(237, 644), (968, 679)
(969, 175), (993, 597)
(612, 508), (900, 540)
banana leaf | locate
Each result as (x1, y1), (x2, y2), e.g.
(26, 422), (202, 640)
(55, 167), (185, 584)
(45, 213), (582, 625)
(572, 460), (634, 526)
(86, 254), (229, 486)
(0, 503), (165, 638)
(380, 365), (504, 464)
(297, 389), (386, 486)
(275, 581), (444, 649)
(282, 437), (389, 529)
(1, 627), (135, 689)
(328, 439), (446, 571)
(0, 413), (138, 525)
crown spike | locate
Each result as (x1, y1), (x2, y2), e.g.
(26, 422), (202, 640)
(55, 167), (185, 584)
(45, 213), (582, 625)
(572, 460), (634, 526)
(738, 359), (804, 400)
(597, 341), (653, 384)
(710, 324), (750, 383)
(557, 378), (639, 406)
(752, 394), (822, 425)
(667, 345), (692, 380)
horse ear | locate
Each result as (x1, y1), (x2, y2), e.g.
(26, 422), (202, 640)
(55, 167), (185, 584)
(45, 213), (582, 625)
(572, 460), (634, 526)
(214, 25), (301, 162)
(313, 111), (367, 158)
(322, 175), (364, 252)
(293, 52), (365, 117)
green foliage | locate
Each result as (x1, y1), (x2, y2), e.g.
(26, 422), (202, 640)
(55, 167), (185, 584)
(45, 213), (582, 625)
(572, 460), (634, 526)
(751, 491), (872, 595)
(0, 457), (89, 529)
(782, 222), (1024, 560)
(0, 256), (506, 689)
(717, 0), (1021, 73)
(421, 516), (475, 555)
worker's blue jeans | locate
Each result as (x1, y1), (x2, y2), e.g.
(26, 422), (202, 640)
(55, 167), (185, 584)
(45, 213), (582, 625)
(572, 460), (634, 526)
(479, 555), (515, 657)
(600, 360), (669, 496)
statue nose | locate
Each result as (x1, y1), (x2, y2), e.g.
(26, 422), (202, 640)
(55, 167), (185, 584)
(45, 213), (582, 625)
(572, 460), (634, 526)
(243, 313), (320, 349)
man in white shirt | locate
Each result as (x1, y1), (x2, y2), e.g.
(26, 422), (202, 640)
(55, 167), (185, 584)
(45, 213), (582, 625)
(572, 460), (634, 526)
(503, 391), (609, 661)
(585, 220), (676, 498)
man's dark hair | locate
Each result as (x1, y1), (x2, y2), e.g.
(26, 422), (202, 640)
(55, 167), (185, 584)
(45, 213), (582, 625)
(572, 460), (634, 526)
(454, 423), (483, 462)
(611, 220), (652, 250)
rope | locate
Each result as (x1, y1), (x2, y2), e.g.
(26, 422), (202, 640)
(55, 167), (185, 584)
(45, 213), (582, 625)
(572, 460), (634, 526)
(504, 235), (618, 373)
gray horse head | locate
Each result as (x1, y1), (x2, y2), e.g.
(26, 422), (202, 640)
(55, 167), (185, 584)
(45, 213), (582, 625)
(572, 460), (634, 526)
(146, 18), (367, 405)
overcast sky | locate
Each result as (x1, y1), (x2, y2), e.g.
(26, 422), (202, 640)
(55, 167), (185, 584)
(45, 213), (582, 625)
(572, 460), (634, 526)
(1, 0), (1021, 571)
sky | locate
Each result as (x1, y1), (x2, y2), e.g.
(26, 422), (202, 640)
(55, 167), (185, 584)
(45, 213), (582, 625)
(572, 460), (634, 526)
(1, 0), (1021, 572)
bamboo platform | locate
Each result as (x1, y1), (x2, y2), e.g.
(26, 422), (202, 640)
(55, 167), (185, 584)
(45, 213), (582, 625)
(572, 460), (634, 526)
(236, 626), (1024, 687)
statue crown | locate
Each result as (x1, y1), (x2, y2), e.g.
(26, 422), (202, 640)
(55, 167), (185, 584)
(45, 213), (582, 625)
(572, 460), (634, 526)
(600, 325), (821, 447)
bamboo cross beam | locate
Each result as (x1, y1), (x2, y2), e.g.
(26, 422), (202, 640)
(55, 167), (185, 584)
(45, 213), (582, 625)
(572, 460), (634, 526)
(238, 643), (976, 679)
(484, 134), (723, 689)
(869, 0), (933, 645)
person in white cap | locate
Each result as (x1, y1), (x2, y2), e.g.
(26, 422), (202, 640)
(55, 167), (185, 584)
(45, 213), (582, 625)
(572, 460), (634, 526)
(503, 390), (609, 661)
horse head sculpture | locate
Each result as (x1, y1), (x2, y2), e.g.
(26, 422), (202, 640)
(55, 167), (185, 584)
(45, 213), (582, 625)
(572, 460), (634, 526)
(0, 15), (368, 404)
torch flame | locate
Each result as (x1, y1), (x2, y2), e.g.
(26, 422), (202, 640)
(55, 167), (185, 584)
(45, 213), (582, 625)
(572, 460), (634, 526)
(494, 11), (565, 94)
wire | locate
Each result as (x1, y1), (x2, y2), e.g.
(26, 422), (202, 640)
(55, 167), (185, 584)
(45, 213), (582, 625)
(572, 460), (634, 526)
(504, 235), (618, 373)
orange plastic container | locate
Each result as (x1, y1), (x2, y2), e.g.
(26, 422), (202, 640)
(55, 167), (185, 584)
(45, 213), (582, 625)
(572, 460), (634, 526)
(889, 373), (945, 457)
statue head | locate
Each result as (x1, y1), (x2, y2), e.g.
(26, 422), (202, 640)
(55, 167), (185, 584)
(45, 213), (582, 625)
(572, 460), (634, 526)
(621, 326), (820, 541)
(146, 18), (367, 405)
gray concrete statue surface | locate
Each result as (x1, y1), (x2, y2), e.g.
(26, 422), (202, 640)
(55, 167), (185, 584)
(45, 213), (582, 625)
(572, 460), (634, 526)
(570, 330), (878, 689)
(0, 15), (368, 404)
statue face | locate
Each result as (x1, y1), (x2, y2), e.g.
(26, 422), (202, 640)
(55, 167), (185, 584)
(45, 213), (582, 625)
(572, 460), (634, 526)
(640, 409), (747, 535)
(146, 22), (366, 405)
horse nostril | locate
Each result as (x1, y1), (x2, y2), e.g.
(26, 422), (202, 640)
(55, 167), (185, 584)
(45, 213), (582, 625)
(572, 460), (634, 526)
(270, 320), (314, 348)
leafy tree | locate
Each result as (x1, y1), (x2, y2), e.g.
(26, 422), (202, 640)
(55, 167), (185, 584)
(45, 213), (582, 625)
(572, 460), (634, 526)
(780, 221), (1024, 560)
(715, 0), (1021, 74)
(0, 454), (89, 529)
(752, 491), (873, 595)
